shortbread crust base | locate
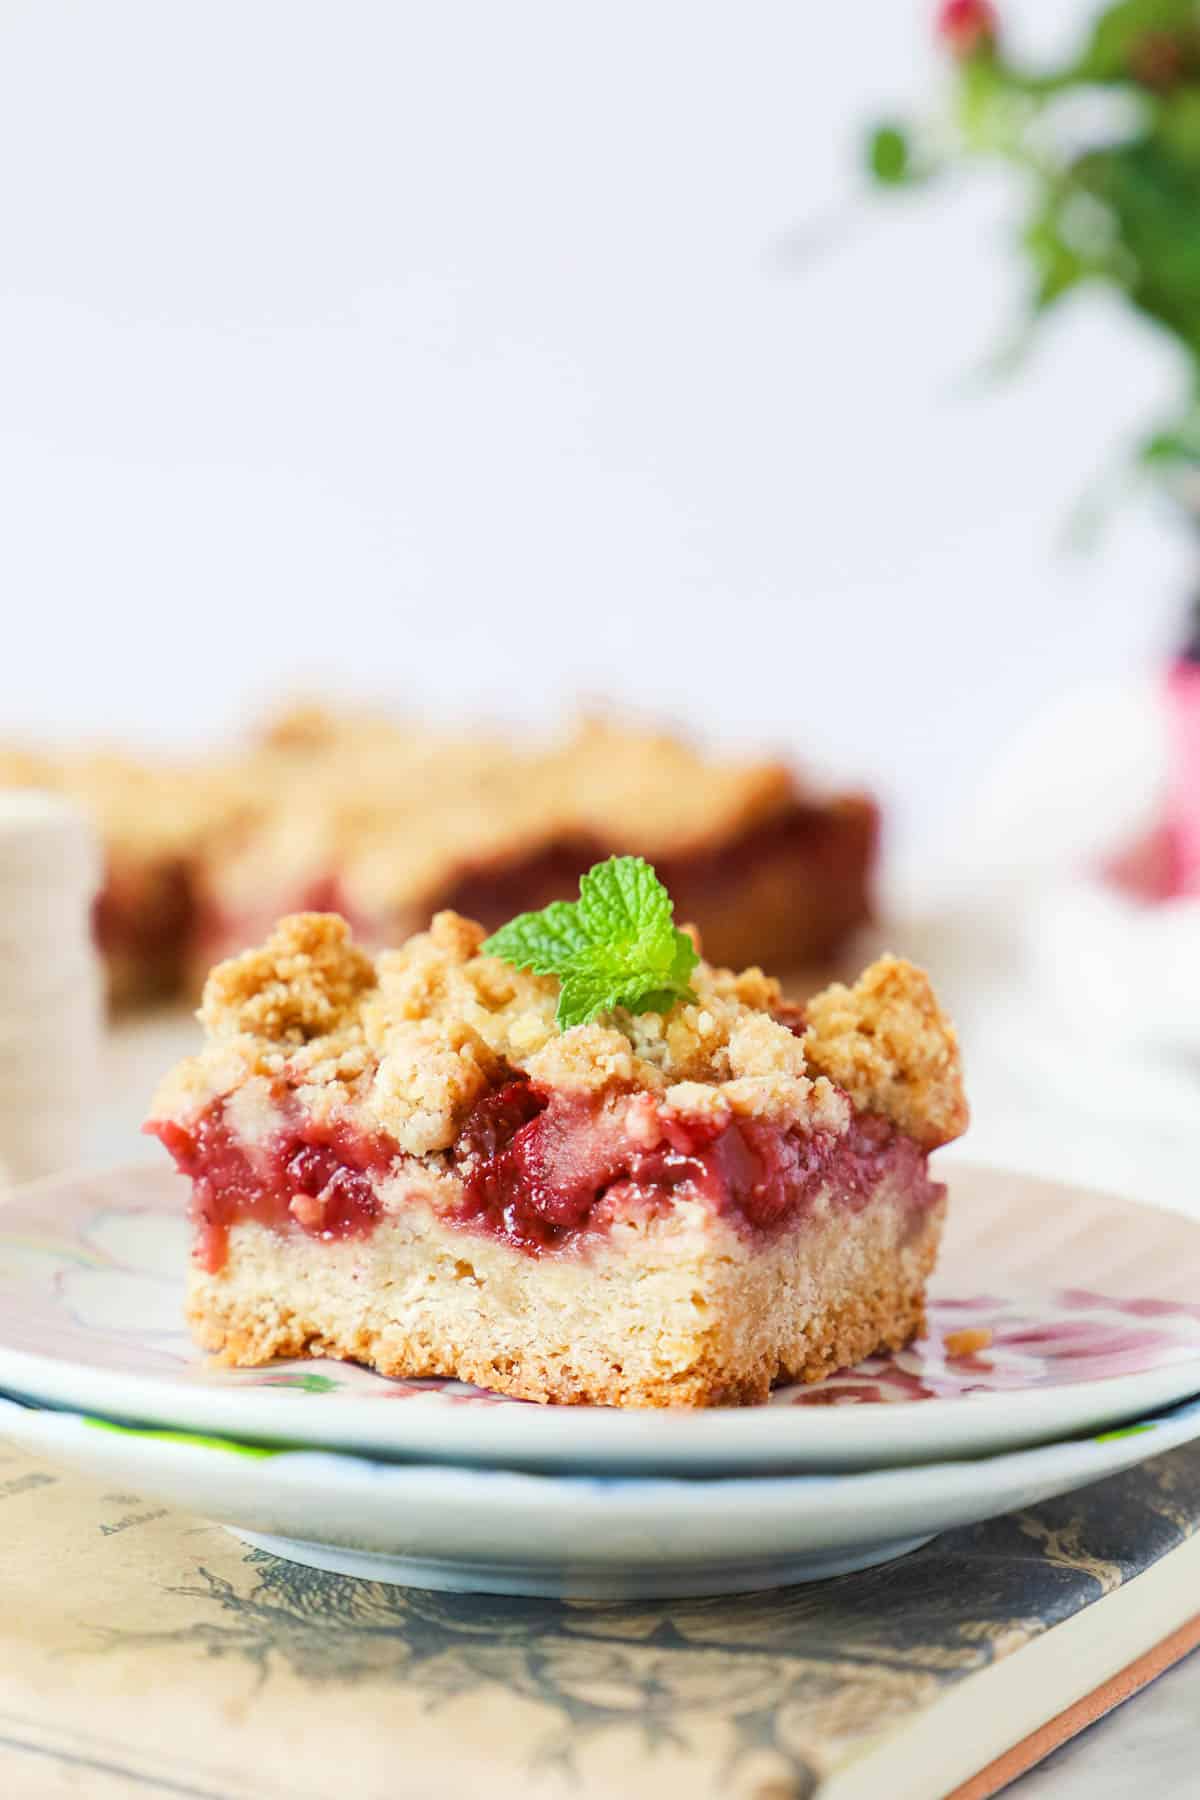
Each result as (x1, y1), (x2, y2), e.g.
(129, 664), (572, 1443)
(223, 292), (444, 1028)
(187, 1183), (945, 1408)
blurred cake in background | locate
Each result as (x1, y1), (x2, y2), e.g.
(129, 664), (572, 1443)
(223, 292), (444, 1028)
(1, 707), (879, 1005)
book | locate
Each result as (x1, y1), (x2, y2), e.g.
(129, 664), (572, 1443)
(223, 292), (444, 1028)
(0, 1437), (1197, 1799)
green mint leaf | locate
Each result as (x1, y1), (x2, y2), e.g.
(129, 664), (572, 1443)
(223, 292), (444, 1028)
(480, 900), (592, 975)
(481, 855), (699, 1029)
(555, 968), (628, 1031)
(576, 855), (673, 946)
(666, 924), (701, 988)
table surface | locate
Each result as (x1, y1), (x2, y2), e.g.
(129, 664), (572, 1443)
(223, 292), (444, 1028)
(81, 1013), (1200, 1798)
(1007, 1649), (1199, 1799)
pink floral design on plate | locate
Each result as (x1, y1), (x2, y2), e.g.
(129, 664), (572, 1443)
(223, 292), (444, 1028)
(779, 1293), (1200, 1407)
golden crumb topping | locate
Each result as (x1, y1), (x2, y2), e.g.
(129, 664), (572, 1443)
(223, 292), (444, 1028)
(190, 715), (815, 916)
(199, 912), (377, 1044)
(802, 954), (969, 1150)
(0, 744), (264, 866)
(150, 912), (967, 1160)
(3, 715), (871, 963)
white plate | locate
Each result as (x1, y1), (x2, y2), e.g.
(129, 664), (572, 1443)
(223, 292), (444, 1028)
(2, 1161), (1200, 1474)
(3, 1390), (1197, 1598)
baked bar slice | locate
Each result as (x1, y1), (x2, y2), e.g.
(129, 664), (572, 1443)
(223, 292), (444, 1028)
(147, 892), (967, 1407)
(191, 714), (878, 981)
(0, 748), (250, 1007)
(2, 713), (877, 1007)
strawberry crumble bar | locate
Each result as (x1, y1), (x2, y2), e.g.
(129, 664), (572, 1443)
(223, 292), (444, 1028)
(3, 713), (877, 1004)
(147, 912), (967, 1407)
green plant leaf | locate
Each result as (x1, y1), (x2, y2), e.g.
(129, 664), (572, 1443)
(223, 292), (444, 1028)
(1074, 0), (1198, 83)
(867, 123), (913, 185)
(860, 0), (1200, 516)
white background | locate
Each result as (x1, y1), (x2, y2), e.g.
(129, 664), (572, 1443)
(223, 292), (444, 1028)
(0, 0), (1190, 853)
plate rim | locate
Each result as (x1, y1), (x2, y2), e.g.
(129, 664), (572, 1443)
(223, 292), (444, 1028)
(2, 1389), (1199, 1583)
(4, 1389), (1199, 1505)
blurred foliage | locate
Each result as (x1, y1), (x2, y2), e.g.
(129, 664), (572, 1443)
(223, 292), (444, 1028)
(869, 0), (1200, 488)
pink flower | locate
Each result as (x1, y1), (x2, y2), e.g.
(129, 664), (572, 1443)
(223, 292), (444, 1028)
(936, 0), (998, 58)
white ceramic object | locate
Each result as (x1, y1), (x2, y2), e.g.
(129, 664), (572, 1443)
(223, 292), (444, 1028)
(2, 1390), (1197, 1598)
(0, 792), (101, 1184)
(2, 1162), (1200, 1475)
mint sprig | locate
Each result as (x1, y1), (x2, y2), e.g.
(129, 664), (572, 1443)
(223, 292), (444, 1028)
(481, 856), (700, 1030)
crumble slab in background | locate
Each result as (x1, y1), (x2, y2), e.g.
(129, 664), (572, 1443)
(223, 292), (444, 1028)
(1, 1440), (1199, 1800)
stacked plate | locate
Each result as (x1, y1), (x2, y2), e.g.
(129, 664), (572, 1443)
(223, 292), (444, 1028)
(1, 1160), (1200, 1597)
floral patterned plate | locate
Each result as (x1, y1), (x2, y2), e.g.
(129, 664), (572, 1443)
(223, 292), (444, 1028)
(1, 1160), (1199, 1475)
(1, 1388), (1197, 1597)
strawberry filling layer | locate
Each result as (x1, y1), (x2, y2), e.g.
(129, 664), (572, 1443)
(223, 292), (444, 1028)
(149, 1076), (941, 1274)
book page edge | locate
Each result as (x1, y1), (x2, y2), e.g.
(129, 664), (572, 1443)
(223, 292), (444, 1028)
(821, 1528), (1200, 1800)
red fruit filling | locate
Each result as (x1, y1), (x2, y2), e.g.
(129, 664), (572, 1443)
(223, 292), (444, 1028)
(149, 1073), (940, 1271)
(458, 1082), (939, 1245)
(150, 1110), (395, 1274)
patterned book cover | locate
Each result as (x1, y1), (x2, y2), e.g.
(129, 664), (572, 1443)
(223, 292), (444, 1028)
(0, 1439), (1198, 1799)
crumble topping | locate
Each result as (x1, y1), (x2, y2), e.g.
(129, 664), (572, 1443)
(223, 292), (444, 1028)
(0, 746), (257, 862)
(186, 716), (810, 918)
(199, 911), (377, 1043)
(151, 911), (967, 1159)
(538, 720), (795, 854)
(6, 714), (876, 1013)
(802, 954), (969, 1150)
